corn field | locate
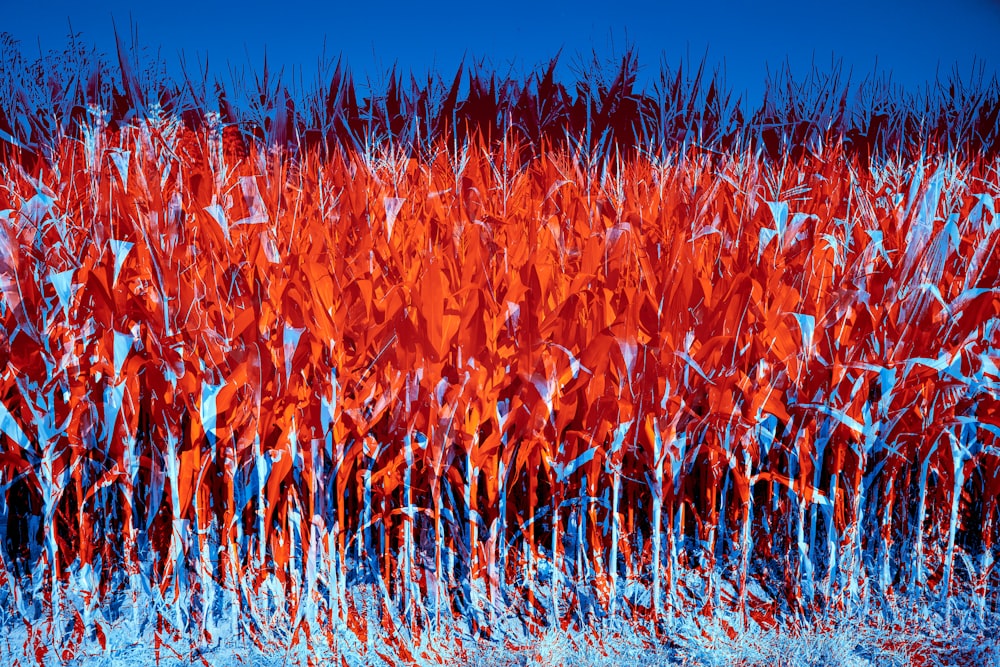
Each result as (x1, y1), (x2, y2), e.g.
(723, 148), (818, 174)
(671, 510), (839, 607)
(0, 33), (999, 666)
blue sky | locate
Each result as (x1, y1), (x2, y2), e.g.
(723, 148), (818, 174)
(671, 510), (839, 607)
(4, 1), (1000, 106)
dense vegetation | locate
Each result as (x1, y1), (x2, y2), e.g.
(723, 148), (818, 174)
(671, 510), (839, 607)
(1, 31), (999, 666)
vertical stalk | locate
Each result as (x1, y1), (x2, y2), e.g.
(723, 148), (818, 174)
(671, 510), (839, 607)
(667, 496), (678, 618)
(808, 438), (826, 584)
(738, 451), (753, 621)
(466, 446), (481, 622)
(977, 498), (995, 628)
(433, 488), (443, 631)
(403, 431), (415, 627)
(823, 470), (839, 603)
(40, 434), (60, 639)
(796, 485), (813, 605)
(911, 455), (931, 592)
(651, 483), (663, 623)
(526, 463), (537, 616)
(551, 486), (561, 626)
(608, 470), (620, 615)
(497, 458), (508, 607)
(362, 436), (374, 579)
(942, 451), (967, 623)
(307, 432), (320, 625)
(790, 431), (813, 606)
(165, 430), (185, 630)
(878, 477), (894, 596)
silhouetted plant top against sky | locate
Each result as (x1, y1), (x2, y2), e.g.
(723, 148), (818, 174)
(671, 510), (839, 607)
(3, 0), (1000, 106)
(1, 31), (999, 170)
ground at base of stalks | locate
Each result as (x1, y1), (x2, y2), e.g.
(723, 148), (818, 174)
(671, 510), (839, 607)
(2, 610), (997, 667)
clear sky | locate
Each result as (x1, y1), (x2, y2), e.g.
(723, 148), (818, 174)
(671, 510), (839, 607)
(3, 1), (1000, 107)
